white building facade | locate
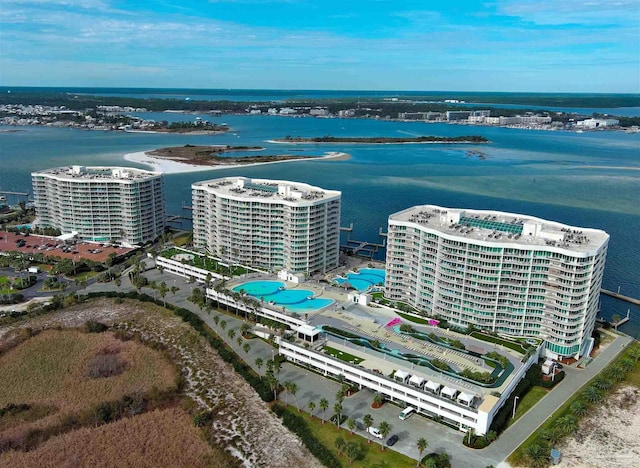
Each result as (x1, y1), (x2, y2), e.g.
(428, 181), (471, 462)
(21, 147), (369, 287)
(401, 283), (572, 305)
(192, 177), (341, 274)
(32, 166), (165, 245)
(385, 205), (609, 360)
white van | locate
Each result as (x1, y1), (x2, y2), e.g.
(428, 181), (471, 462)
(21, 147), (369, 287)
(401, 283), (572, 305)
(368, 426), (383, 439)
(399, 406), (416, 420)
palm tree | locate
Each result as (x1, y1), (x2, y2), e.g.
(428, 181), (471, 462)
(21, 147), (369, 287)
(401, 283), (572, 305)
(363, 414), (373, 443)
(255, 357), (263, 376)
(236, 336), (242, 347)
(240, 322), (251, 337)
(593, 377), (613, 391)
(347, 417), (356, 434)
(308, 400), (316, 417)
(525, 442), (549, 468)
(334, 402), (343, 427)
(373, 393), (385, 408)
(607, 365), (627, 382)
(242, 343), (250, 354)
(628, 345), (640, 362)
(619, 357), (634, 373)
(570, 400), (589, 417)
(220, 320), (227, 331)
(283, 381), (292, 406)
(289, 382), (299, 411)
(319, 398), (329, 424)
(335, 436), (346, 456)
(345, 441), (360, 464)
(228, 329), (236, 340)
(266, 370), (278, 401)
(213, 315), (220, 327)
(556, 415), (578, 437)
(582, 386), (602, 404)
(416, 437), (428, 467)
(378, 421), (391, 450)
(540, 427), (562, 446)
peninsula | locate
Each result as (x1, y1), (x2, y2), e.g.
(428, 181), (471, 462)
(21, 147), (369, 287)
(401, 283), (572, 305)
(125, 145), (351, 174)
(273, 135), (490, 144)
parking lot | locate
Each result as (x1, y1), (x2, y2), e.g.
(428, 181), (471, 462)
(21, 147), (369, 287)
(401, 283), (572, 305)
(0, 231), (134, 263)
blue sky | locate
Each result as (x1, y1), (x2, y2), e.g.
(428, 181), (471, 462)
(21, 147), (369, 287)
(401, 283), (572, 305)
(1, 0), (638, 92)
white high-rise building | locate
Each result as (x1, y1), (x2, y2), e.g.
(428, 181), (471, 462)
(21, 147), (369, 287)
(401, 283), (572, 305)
(385, 205), (609, 360)
(192, 177), (341, 274)
(32, 166), (165, 245)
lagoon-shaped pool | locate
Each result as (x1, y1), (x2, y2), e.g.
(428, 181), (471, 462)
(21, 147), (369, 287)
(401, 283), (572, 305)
(334, 268), (386, 292)
(233, 280), (334, 313)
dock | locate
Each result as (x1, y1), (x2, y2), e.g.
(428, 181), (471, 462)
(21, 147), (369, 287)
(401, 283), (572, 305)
(610, 309), (632, 329)
(601, 289), (640, 306)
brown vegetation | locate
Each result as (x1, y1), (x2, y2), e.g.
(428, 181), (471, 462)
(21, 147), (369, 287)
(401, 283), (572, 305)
(0, 407), (229, 468)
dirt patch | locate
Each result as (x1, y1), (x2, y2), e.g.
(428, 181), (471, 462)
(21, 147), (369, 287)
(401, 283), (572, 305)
(556, 386), (640, 467)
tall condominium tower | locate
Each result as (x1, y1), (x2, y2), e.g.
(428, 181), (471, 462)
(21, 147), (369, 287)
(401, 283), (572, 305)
(32, 166), (165, 245)
(385, 205), (609, 360)
(192, 177), (341, 274)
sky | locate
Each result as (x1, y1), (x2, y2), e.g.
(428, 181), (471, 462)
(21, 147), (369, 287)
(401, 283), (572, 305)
(0, 0), (639, 92)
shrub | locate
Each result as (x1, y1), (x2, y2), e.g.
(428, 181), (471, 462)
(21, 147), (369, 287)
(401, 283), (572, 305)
(85, 320), (109, 333)
(86, 353), (128, 379)
(272, 404), (342, 467)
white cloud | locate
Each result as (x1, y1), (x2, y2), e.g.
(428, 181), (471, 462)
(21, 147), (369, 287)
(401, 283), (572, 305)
(495, 0), (638, 26)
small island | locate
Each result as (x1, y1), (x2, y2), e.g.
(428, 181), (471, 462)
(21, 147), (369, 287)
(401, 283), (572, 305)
(145, 144), (349, 168)
(274, 135), (490, 144)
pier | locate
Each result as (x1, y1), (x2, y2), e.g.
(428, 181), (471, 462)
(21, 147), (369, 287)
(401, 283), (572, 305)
(340, 228), (387, 258)
(601, 289), (640, 306)
(611, 309), (632, 330)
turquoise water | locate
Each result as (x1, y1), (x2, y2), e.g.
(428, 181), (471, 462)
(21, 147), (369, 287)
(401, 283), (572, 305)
(233, 280), (334, 313)
(1, 114), (638, 334)
(334, 268), (386, 291)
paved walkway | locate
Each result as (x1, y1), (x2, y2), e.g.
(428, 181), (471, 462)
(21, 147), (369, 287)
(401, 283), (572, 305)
(83, 265), (635, 467)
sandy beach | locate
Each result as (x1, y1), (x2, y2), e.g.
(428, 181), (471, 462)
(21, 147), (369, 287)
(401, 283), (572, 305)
(123, 150), (350, 174)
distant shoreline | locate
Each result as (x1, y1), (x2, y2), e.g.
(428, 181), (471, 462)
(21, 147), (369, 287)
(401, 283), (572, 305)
(270, 135), (490, 144)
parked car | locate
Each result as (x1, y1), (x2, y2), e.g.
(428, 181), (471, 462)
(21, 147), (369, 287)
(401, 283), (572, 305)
(367, 427), (383, 439)
(386, 434), (399, 446)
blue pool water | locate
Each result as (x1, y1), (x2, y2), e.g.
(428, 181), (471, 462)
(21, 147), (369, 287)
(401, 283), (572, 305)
(233, 280), (334, 313)
(334, 268), (386, 291)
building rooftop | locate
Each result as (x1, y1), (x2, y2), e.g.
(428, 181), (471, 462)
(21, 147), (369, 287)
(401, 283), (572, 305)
(389, 205), (609, 254)
(192, 177), (341, 203)
(33, 166), (160, 181)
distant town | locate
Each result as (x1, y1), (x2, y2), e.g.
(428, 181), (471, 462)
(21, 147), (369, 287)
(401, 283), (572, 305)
(1, 98), (638, 133)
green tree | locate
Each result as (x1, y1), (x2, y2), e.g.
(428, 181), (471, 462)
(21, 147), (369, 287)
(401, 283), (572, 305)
(220, 320), (227, 331)
(628, 345), (640, 362)
(525, 442), (549, 468)
(319, 398), (329, 424)
(334, 402), (343, 427)
(619, 357), (635, 373)
(416, 437), (428, 467)
(582, 386), (602, 403)
(347, 417), (356, 434)
(240, 322), (251, 337)
(345, 441), (362, 464)
(378, 421), (392, 450)
(308, 400), (316, 417)
(228, 329), (236, 340)
(213, 315), (220, 327)
(570, 400), (589, 417)
(556, 415), (579, 437)
(363, 413), (373, 443)
(242, 342), (250, 354)
(254, 357), (263, 375)
(373, 393), (385, 407)
(236, 336), (242, 346)
(593, 377), (613, 391)
(289, 382), (299, 411)
(335, 436), (346, 456)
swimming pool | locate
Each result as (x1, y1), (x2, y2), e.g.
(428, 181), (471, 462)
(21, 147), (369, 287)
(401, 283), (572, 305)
(233, 280), (334, 313)
(334, 268), (386, 292)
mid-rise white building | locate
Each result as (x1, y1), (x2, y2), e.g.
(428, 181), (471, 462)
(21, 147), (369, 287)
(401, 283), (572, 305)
(192, 177), (341, 274)
(385, 205), (609, 360)
(31, 166), (165, 245)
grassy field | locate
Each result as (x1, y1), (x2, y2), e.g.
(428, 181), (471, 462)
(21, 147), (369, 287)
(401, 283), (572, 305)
(289, 404), (421, 468)
(469, 331), (528, 354)
(0, 329), (178, 414)
(324, 345), (364, 365)
(396, 311), (432, 325)
(0, 407), (230, 468)
(507, 386), (548, 427)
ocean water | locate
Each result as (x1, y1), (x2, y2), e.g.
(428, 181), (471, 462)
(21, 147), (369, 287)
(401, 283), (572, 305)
(1, 114), (638, 335)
